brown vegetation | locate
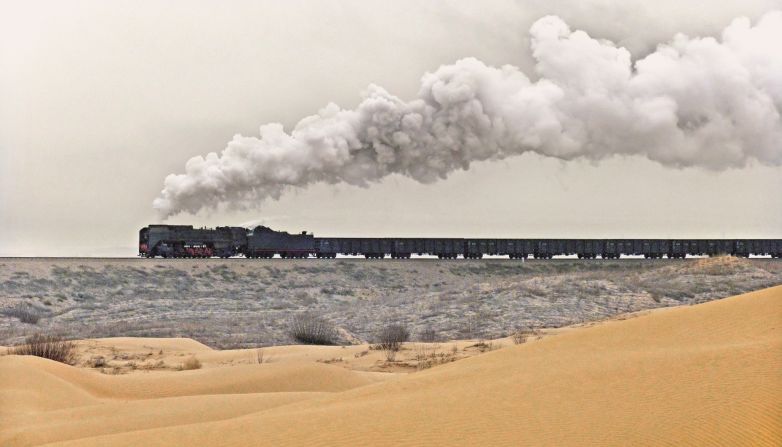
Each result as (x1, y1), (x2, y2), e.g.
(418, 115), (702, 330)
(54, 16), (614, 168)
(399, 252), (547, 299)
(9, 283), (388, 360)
(10, 334), (76, 364)
(511, 327), (542, 345)
(180, 356), (202, 370)
(288, 312), (338, 345)
(374, 323), (410, 361)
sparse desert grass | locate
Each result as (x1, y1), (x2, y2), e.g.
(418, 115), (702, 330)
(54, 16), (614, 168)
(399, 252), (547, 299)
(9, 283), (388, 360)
(469, 340), (498, 353)
(511, 327), (541, 345)
(254, 348), (271, 364)
(2, 258), (781, 347)
(11, 334), (76, 364)
(317, 357), (344, 364)
(3, 303), (43, 324)
(414, 343), (458, 370)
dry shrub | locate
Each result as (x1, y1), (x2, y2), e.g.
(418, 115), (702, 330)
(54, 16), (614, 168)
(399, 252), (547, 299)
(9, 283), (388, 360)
(11, 334), (76, 364)
(511, 327), (541, 345)
(181, 356), (202, 370)
(288, 312), (338, 345)
(375, 324), (410, 351)
(512, 331), (528, 345)
(375, 323), (410, 361)
(4, 304), (42, 324)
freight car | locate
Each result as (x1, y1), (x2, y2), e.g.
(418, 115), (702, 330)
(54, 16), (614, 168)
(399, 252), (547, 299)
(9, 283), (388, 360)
(139, 224), (782, 259)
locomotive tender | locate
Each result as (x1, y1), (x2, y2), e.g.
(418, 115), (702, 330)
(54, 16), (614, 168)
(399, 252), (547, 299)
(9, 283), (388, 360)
(139, 224), (782, 259)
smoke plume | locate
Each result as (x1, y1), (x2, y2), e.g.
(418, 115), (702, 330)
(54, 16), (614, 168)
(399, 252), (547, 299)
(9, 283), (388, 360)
(154, 12), (782, 218)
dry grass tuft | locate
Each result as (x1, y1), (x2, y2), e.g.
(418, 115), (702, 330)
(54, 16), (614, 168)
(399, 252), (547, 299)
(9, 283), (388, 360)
(414, 343), (458, 371)
(180, 356), (202, 370)
(288, 312), (339, 345)
(11, 334), (76, 364)
(511, 327), (542, 345)
(254, 348), (271, 364)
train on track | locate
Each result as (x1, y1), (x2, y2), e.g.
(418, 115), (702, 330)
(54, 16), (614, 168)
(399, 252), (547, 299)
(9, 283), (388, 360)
(139, 224), (782, 259)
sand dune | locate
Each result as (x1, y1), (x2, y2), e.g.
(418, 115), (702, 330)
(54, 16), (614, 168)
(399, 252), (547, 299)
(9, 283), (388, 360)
(1, 393), (326, 446)
(2, 286), (780, 446)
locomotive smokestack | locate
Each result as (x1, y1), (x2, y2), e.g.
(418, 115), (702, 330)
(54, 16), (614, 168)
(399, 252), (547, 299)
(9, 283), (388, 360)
(153, 12), (782, 218)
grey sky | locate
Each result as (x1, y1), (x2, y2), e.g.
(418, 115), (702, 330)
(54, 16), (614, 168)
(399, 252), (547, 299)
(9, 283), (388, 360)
(1, 0), (781, 256)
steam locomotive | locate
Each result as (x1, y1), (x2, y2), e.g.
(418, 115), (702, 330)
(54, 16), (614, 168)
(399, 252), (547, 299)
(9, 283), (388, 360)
(139, 224), (782, 259)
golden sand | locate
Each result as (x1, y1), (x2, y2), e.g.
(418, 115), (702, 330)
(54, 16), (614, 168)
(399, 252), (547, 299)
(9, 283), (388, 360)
(2, 286), (780, 446)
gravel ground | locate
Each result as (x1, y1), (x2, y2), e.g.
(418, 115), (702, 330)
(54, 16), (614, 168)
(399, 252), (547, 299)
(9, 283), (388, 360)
(1, 257), (780, 348)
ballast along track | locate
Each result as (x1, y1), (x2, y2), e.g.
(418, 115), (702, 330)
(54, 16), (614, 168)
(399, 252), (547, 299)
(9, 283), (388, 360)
(139, 225), (782, 259)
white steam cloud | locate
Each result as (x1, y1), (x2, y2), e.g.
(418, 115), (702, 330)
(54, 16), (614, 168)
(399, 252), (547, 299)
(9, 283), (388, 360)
(154, 12), (782, 218)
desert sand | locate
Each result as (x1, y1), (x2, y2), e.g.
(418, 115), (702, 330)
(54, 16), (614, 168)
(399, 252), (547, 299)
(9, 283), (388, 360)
(2, 285), (781, 446)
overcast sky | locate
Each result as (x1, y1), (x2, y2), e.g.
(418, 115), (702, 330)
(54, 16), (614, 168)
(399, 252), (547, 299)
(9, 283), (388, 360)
(1, 0), (781, 256)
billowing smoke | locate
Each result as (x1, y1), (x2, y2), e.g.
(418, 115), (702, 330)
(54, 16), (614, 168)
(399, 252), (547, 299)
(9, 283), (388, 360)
(154, 12), (782, 218)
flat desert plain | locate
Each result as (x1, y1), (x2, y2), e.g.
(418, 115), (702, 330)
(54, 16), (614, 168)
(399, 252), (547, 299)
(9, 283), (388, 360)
(3, 256), (782, 347)
(1, 285), (780, 446)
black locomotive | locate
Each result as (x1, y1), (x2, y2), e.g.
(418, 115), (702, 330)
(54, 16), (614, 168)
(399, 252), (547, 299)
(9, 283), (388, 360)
(139, 225), (247, 258)
(139, 224), (782, 259)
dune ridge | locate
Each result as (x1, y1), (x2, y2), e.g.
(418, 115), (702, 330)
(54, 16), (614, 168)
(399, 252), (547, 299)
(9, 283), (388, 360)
(2, 286), (780, 446)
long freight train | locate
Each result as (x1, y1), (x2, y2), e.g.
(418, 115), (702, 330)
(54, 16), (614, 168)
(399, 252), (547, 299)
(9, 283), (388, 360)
(139, 224), (782, 259)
